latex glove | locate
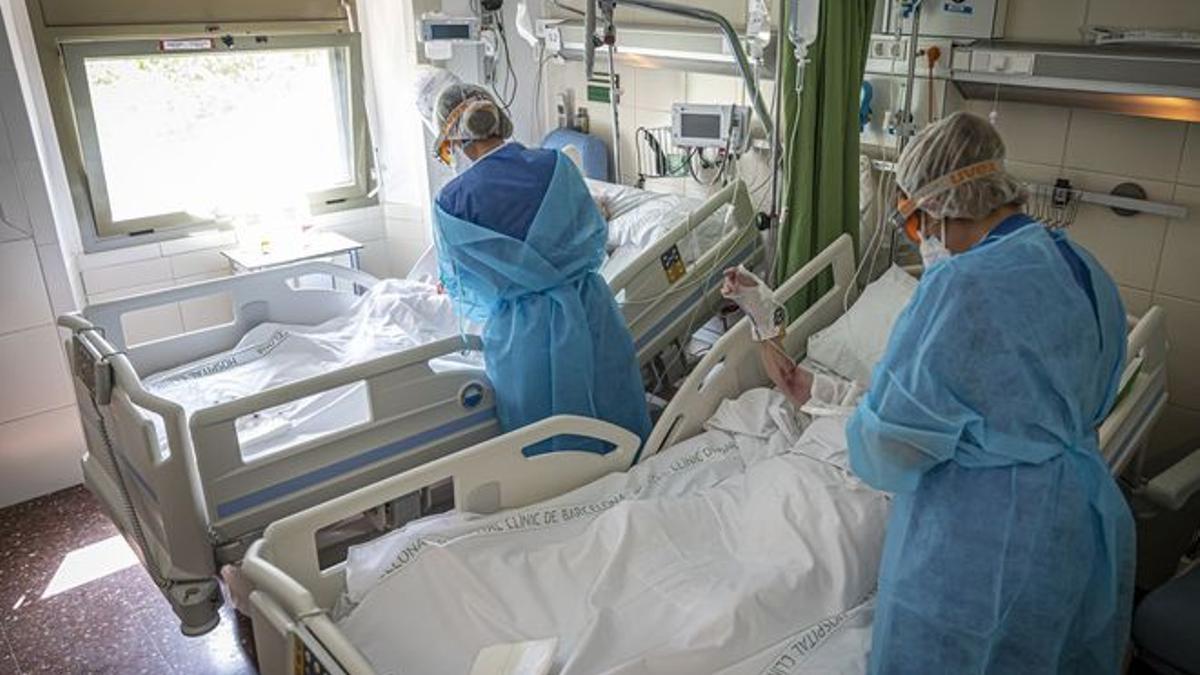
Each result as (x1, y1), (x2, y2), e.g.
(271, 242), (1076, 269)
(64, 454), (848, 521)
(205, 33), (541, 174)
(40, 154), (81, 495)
(721, 265), (786, 341)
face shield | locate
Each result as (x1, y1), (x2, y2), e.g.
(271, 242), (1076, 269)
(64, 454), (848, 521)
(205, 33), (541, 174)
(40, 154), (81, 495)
(413, 66), (461, 135)
(432, 91), (512, 167)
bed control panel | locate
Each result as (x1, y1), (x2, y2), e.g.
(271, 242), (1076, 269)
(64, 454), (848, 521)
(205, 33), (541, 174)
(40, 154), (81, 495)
(660, 245), (687, 284)
(460, 381), (489, 409)
(292, 630), (345, 675)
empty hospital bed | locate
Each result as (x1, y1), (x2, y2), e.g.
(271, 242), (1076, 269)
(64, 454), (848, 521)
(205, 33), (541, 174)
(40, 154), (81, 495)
(57, 178), (762, 635)
(241, 232), (1169, 675)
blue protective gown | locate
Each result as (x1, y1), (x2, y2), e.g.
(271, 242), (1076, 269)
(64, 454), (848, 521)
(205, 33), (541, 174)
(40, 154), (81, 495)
(433, 146), (651, 455)
(847, 216), (1135, 674)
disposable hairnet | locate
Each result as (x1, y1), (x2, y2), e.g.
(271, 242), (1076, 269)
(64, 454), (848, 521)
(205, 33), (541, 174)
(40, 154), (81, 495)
(895, 112), (1028, 222)
(435, 83), (514, 144)
(413, 66), (461, 133)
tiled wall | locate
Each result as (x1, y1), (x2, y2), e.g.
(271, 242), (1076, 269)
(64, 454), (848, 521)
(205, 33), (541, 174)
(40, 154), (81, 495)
(966, 0), (1200, 462)
(0, 18), (83, 508)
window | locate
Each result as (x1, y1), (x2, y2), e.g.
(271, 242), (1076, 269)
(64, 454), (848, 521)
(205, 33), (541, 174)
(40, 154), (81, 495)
(60, 34), (372, 240)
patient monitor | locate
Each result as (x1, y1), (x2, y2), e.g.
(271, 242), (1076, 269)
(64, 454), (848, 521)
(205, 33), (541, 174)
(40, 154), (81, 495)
(671, 103), (751, 151)
(419, 14), (481, 60)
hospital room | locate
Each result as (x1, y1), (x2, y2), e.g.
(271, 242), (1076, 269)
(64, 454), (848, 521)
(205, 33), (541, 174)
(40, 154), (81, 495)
(1, 0), (1200, 672)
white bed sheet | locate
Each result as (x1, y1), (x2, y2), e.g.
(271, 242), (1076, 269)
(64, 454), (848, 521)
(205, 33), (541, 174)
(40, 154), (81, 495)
(589, 180), (737, 282)
(336, 388), (889, 675)
(141, 279), (468, 460)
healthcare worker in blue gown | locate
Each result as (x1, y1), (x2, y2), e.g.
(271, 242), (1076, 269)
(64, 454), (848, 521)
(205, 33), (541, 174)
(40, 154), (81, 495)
(725, 112), (1134, 674)
(417, 72), (650, 455)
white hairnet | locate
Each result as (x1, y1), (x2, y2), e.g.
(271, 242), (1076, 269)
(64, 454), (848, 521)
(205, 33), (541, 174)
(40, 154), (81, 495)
(895, 112), (1028, 222)
(434, 83), (513, 144)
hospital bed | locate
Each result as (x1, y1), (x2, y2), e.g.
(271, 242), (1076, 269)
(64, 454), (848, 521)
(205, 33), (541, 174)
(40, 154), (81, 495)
(240, 232), (1169, 674)
(57, 179), (762, 635)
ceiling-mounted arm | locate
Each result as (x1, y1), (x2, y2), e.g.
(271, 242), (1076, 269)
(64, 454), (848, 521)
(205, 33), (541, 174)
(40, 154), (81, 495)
(582, 0), (774, 138)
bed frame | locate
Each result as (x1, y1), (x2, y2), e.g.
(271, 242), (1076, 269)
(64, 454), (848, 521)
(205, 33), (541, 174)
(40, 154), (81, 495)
(241, 232), (1170, 674)
(58, 180), (762, 635)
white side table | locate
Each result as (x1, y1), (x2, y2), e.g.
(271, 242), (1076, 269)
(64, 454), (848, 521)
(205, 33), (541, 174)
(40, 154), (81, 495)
(221, 230), (364, 273)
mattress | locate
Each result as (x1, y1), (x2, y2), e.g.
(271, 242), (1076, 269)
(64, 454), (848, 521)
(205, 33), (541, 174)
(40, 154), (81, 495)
(141, 279), (467, 460)
(335, 388), (889, 675)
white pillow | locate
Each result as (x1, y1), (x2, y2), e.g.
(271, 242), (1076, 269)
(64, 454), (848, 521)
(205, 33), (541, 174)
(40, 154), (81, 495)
(805, 265), (918, 385)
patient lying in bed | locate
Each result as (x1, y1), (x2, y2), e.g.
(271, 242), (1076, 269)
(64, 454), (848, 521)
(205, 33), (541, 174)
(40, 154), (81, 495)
(333, 381), (888, 675)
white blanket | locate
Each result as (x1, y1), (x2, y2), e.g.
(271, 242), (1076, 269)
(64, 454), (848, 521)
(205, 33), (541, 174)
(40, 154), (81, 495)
(142, 279), (467, 459)
(589, 180), (736, 281)
(337, 389), (888, 675)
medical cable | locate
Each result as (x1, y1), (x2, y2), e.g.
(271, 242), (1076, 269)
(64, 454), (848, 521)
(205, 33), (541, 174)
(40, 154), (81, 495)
(491, 19), (519, 111)
(615, 198), (751, 308)
(87, 387), (172, 593)
(532, 44), (548, 137)
(767, 86), (806, 286)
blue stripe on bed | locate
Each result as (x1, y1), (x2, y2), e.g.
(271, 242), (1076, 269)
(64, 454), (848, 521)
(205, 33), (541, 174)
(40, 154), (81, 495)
(215, 408), (498, 519)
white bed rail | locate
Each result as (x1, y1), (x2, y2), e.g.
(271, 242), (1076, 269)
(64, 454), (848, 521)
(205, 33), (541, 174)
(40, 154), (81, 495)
(642, 234), (857, 458)
(245, 415), (640, 610)
(1101, 306), (1169, 474)
(59, 262), (498, 632)
(609, 180), (763, 364)
(80, 261), (377, 375)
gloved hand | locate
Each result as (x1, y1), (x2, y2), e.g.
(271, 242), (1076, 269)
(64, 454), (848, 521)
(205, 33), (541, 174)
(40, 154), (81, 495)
(721, 265), (786, 341)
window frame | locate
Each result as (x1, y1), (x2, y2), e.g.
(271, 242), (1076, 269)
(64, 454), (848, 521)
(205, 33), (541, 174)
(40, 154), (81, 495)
(57, 31), (374, 246)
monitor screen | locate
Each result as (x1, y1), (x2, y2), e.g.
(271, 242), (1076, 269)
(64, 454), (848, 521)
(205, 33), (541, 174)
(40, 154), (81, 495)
(429, 23), (472, 40)
(679, 112), (722, 140)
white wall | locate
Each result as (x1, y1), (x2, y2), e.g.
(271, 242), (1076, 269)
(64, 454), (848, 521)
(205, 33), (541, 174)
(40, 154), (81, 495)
(0, 13), (83, 507)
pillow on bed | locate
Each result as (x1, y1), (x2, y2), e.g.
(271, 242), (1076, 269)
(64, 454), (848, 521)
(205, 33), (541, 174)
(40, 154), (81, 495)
(806, 265), (918, 385)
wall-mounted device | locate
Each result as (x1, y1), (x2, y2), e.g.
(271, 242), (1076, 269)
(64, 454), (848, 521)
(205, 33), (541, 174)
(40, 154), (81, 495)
(879, 0), (1008, 39)
(419, 14), (481, 60)
(671, 103), (751, 150)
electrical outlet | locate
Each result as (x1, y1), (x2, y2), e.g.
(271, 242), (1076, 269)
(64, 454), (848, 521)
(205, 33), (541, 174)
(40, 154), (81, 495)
(869, 36), (910, 62)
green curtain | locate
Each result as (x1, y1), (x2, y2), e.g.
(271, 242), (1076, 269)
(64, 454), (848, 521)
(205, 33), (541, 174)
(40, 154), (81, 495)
(774, 0), (875, 303)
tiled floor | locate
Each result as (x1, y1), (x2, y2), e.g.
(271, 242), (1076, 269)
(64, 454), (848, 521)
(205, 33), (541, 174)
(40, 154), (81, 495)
(0, 486), (257, 674)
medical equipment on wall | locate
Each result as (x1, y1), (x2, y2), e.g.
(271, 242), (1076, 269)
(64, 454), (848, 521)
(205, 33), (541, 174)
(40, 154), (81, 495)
(633, 127), (687, 185)
(419, 14), (481, 60)
(582, 0), (783, 233)
(671, 104), (751, 151)
(1085, 26), (1200, 47)
(880, 0), (1008, 39)
(1025, 178), (1189, 229)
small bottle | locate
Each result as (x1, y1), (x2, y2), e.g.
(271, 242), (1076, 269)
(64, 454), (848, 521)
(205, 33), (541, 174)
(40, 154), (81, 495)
(576, 107), (590, 134)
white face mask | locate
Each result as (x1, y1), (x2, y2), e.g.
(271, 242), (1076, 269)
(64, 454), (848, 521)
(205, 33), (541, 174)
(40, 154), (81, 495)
(919, 217), (952, 269)
(449, 145), (474, 174)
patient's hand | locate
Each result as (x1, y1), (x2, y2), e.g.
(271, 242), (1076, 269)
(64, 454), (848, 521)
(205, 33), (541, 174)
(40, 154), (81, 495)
(593, 195), (612, 221)
(759, 338), (813, 408)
